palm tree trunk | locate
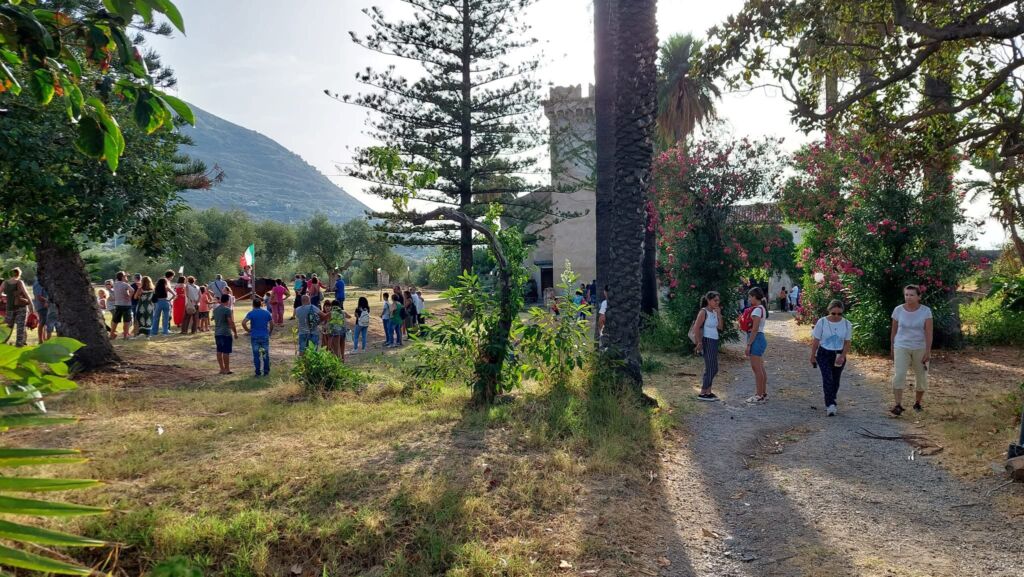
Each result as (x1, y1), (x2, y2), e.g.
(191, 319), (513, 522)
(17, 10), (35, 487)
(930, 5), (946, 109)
(594, 0), (617, 297)
(641, 202), (659, 319)
(602, 0), (658, 395)
(36, 240), (120, 369)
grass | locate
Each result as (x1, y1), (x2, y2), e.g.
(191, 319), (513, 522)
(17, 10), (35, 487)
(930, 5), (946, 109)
(6, 316), (670, 576)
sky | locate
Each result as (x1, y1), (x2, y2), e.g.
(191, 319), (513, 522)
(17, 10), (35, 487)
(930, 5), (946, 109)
(150, 0), (1004, 249)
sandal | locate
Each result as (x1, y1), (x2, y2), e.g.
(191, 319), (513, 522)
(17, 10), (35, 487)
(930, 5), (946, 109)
(890, 404), (904, 416)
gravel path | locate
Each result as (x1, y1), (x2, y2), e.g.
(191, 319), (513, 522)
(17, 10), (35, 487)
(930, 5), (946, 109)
(656, 314), (1024, 577)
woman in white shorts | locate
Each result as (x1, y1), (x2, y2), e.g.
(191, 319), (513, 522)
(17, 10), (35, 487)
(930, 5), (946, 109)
(889, 284), (932, 416)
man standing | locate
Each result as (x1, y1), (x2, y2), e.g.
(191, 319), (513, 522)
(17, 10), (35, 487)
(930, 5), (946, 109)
(210, 274), (229, 301)
(109, 271), (134, 340)
(295, 294), (322, 354)
(242, 298), (273, 377)
(150, 270), (175, 336)
(334, 274), (346, 310)
(213, 294), (238, 375)
(31, 274), (50, 342)
(789, 285), (800, 311)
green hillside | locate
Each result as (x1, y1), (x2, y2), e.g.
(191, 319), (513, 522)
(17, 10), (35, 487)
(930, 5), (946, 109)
(178, 106), (368, 223)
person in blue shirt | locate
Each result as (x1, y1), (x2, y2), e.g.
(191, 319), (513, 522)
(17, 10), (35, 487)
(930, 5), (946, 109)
(334, 275), (346, 309)
(242, 298), (274, 377)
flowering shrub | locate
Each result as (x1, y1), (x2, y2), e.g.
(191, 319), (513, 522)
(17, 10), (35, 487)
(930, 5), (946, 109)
(779, 134), (974, 351)
(652, 136), (790, 347)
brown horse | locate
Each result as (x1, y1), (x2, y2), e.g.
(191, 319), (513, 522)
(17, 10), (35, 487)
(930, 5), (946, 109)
(225, 278), (275, 301)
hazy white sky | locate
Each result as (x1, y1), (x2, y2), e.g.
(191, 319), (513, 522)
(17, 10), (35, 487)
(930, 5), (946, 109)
(151, 0), (1003, 249)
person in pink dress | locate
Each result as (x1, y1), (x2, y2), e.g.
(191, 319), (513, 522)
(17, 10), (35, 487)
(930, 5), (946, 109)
(172, 276), (186, 327)
(269, 278), (289, 325)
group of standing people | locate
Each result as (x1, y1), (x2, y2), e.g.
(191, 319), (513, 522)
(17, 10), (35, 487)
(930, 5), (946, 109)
(690, 284), (933, 418)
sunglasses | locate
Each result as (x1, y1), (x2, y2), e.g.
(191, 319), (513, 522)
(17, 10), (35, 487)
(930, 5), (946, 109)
(829, 311), (844, 316)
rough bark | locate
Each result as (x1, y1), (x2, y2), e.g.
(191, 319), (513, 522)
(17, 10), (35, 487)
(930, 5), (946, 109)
(641, 202), (659, 318)
(604, 0), (658, 394)
(459, 0), (475, 276)
(594, 0), (617, 299)
(35, 240), (119, 369)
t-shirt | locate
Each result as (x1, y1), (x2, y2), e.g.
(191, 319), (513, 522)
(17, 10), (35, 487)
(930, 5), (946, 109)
(213, 305), (234, 337)
(812, 317), (852, 351)
(211, 279), (228, 299)
(334, 279), (346, 300)
(244, 308), (273, 338)
(598, 300), (608, 315)
(198, 292), (210, 313)
(750, 305), (766, 333)
(112, 280), (133, 307)
(296, 304), (321, 335)
(892, 305), (932, 350)
(789, 286), (800, 301)
(294, 279), (304, 292)
(271, 285), (286, 304)
(32, 280), (47, 309)
(381, 301), (392, 320)
(412, 294), (424, 312)
(185, 283), (201, 306)
(154, 278), (170, 300)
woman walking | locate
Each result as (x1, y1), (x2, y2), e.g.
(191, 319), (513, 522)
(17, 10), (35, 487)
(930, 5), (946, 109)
(172, 276), (187, 328)
(352, 296), (370, 353)
(3, 267), (34, 347)
(810, 299), (852, 416)
(134, 276), (155, 337)
(742, 287), (769, 404)
(690, 291), (722, 401)
(890, 285), (932, 416)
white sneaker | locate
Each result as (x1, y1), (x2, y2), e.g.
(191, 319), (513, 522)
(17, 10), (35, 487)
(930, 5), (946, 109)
(826, 404), (837, 416)
(746, 395), (767, 404)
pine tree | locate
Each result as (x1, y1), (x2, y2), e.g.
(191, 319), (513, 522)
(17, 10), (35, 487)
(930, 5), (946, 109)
(338, 0), (545, 275)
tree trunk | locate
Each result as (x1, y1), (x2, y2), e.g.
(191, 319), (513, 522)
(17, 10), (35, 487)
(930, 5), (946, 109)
(35, 240), (120, 369)
(594, 0), (617, 301)
(922, 72), (963, 349)
(603, 0), (658, 396)
(459, 0), (475, 276)
(474, 267), (513, 405)
(640, 201), (659, 319)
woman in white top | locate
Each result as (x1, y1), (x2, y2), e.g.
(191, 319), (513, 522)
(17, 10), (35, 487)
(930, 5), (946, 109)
(810, 299), (852, 416)
(690, 291), (722, 401)
(889, 284), (932, 416)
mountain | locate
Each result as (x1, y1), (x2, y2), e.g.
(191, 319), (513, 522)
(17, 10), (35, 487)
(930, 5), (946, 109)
(177, 106), (369, 223)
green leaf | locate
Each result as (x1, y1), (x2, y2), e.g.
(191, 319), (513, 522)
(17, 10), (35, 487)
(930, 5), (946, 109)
(0, 414), (77, 431)
(103, 0), (135, 19)
(150, 0), (185, 33)
(44, 338), (85, 355)
(30, 69), (55, 105)
(0, 495), (106, 517)
(23, 340), (76, 363)
(64, 83), (84, 120)
(0, 477), (100, 492)
(49, 361), (69, 376)
(156, 91), (195, 125)
(0, 448), (85, 468)
(74, 116), (106, 158)
(135, 0), (154, 22)
(0, 61), (21, 96)
(0, 519), (105, 547)
(37, 374), (78, 394)
(0, 543), (92, 575)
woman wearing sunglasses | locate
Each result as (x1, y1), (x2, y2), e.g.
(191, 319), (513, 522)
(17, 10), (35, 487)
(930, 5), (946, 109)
(809, 299), (852, 417)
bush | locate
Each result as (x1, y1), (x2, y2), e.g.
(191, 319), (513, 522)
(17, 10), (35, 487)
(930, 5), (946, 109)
(962, 296), (1024, 347)
(639, 312), (686, 354)
(291, 347), (367, 395)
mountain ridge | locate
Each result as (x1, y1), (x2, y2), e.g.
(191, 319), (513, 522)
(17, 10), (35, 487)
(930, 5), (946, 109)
(178, 105), (368, 223)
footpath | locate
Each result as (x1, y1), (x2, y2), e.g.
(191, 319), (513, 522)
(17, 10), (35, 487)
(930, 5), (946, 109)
(656, 314), (1023, 577)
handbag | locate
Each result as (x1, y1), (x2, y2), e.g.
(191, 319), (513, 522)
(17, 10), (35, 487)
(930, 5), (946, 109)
(26, 312), (39, 330)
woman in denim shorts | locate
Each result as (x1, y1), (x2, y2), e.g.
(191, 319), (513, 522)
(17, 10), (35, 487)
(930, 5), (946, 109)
(743, 287), (769, 404)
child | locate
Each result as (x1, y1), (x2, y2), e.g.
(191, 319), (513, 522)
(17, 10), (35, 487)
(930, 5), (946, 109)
(198, 286), (212, 332)
(742, 287), (769, 403)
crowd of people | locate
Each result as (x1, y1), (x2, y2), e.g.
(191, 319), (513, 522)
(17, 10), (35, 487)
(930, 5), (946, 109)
(690, 284), (932, 418)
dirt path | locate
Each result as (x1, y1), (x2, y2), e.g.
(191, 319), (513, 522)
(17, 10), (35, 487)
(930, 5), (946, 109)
(655, 314), (1024, 577)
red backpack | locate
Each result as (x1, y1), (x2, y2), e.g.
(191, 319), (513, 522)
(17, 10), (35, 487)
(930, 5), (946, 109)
(739, 305), (763, 332)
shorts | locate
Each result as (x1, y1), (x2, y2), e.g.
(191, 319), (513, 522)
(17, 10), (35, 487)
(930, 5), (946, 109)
(748, 332), (768, 357)
(199, 311), (210, 320)
(215, 335), (233, 354)
(112, 305), (133, 324)
(330, 326), (348, 337)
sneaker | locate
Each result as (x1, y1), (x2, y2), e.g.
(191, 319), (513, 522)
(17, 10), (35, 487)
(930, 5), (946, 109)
(697, 393), (719, 402)
(746, 395), (767, 404)
(913, 403), (923, 412)
(890, 404), (904, 417)
(826, 404), (837, 417)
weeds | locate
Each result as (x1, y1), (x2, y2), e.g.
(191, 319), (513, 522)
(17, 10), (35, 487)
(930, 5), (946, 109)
(291, 347), (367, 395)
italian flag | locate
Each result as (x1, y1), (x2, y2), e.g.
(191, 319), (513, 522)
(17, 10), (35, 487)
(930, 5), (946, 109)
(239, 244), (255, 268)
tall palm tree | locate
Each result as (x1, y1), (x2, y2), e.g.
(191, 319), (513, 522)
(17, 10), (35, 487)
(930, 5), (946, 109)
(594, 0), (617, 303)
(656, 33), (720, 147)
(597, 0), (658, 398)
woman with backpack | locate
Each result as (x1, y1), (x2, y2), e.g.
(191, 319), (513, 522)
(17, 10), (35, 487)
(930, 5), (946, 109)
(810, 299), (852, 416)
(352, 296), (371, 353)
(741, 286), (769, 404)
(689, 291), (722, 402)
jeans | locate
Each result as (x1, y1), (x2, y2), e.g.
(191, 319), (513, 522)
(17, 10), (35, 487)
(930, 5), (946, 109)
(701, 337), (719, 391)
(816, 348), (846, 407)
(298, 332), (319, 354)
(151, 299), (171, 335)
(391, 318), (403, 345)
(382, 318), (393, 345)
(352, 324), (368, 350)
(251, 336), (270, 375)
